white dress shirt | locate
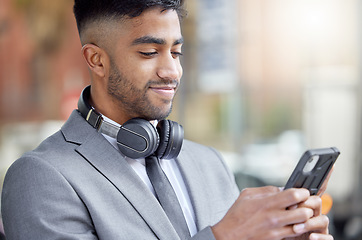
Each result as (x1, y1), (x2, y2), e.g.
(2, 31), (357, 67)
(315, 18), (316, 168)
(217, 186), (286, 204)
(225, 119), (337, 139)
(101, 116), (198, 236)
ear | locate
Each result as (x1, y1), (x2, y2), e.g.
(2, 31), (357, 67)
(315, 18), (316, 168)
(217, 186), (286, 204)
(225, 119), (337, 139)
(81, 44), (108, 78)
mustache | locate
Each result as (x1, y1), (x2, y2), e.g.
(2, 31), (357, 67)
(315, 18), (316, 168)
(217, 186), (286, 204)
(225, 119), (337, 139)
(146, 79), (179, 88)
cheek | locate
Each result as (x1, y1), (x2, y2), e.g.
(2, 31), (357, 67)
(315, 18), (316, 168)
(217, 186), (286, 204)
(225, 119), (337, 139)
(117, 58), (155, 83)
(129, 65), (155, 84)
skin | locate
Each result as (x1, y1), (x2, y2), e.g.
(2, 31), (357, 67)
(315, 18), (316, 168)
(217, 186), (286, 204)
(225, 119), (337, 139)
(212, 187), (331, 240)
(80, 7), (333, 240)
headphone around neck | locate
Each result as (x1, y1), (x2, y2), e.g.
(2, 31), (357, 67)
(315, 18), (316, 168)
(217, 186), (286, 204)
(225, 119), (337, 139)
(77, 85), (184, 160)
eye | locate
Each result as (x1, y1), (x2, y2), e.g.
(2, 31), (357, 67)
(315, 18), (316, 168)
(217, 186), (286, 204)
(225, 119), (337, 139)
(171, 51), (183, 58)
(139, 51), (158, 57)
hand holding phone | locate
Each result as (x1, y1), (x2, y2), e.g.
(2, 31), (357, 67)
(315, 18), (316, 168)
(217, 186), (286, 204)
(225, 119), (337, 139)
(285, 147), (340, 195)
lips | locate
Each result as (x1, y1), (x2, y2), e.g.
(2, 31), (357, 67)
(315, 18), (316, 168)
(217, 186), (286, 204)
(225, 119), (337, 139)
(149, 85), (177, 99)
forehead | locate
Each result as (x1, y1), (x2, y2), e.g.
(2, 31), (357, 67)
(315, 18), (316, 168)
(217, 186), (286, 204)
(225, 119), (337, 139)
(116, 8), (182, 45)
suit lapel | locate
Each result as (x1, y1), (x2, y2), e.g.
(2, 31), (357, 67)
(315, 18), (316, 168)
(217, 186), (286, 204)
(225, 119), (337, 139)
(62, 111), (179, 239)
(176, 148), (213, 231)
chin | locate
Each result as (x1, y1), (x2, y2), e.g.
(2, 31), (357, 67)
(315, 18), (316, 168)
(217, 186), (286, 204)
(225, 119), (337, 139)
(146, 105), (173, 121)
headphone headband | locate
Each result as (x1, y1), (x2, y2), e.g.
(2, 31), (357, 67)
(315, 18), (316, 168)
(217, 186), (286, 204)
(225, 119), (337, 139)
(78, 85), (102, 129)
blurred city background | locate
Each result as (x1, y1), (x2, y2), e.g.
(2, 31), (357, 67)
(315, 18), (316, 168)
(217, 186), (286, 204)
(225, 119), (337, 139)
(0, 0), (361, 239)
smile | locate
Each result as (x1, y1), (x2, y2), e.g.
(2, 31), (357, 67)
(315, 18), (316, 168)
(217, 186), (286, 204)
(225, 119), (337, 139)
(149, 86), (176, 99)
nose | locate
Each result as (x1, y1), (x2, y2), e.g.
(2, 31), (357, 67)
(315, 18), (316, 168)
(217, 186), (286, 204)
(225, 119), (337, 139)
(157, 54), (182, 81)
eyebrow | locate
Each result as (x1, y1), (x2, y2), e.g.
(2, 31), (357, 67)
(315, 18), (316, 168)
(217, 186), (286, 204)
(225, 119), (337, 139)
(131, 36), (184, 46)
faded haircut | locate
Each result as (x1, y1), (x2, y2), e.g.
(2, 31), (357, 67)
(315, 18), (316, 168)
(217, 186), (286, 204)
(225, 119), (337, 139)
(73, 0), (186, 36)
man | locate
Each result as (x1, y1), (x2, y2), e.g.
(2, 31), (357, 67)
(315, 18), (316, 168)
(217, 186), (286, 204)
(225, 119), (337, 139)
(1, 0), (332, 239)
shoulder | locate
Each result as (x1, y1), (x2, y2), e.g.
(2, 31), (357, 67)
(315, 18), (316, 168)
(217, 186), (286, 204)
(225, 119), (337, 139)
(1, 111), (90, 196)
(2, 139), (76, 198)
(1, 144), (94, 239)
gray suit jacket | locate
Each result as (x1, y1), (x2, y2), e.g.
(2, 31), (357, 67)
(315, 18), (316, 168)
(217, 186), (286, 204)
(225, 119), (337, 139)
(1, 110), (240, 240)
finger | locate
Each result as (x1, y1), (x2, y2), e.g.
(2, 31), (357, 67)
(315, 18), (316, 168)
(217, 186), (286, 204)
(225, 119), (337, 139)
(253, 225), (302, 240)
(309, 232), (334, 240)
(287, 204), (298, 210)
(257, 208), (314, 232)
(293, 215), (330, 235)
(240, 186), (281, 199)
(268, 188), (310, 209)
(280, 207), (314, 226)
(298, 195), (322, 216)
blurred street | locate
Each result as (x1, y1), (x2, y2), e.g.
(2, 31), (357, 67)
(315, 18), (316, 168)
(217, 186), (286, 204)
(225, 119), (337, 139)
(1, 0), (362, 239)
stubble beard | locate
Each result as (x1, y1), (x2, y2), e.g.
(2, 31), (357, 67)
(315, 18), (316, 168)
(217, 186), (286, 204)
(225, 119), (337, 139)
(107, 65), (175, 121)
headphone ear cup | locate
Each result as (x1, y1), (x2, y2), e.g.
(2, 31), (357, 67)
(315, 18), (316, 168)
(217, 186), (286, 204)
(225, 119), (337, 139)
(117, 118), (159, 159)
(155, 120), (170, 158)
(156, 120), (184, 160)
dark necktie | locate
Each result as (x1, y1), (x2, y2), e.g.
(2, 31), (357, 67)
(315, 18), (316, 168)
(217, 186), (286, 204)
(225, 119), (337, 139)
(145, 155), (190, 239)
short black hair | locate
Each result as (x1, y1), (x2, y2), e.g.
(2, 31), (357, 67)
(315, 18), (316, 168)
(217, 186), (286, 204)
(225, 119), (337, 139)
(73, 0), (186, 35)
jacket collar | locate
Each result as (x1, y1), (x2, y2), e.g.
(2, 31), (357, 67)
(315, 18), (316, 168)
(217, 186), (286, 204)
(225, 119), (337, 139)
(61, 110), (180, 239)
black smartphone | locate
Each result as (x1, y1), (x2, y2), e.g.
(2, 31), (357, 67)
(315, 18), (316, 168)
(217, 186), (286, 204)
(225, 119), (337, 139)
(284, 147), (340, 195)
